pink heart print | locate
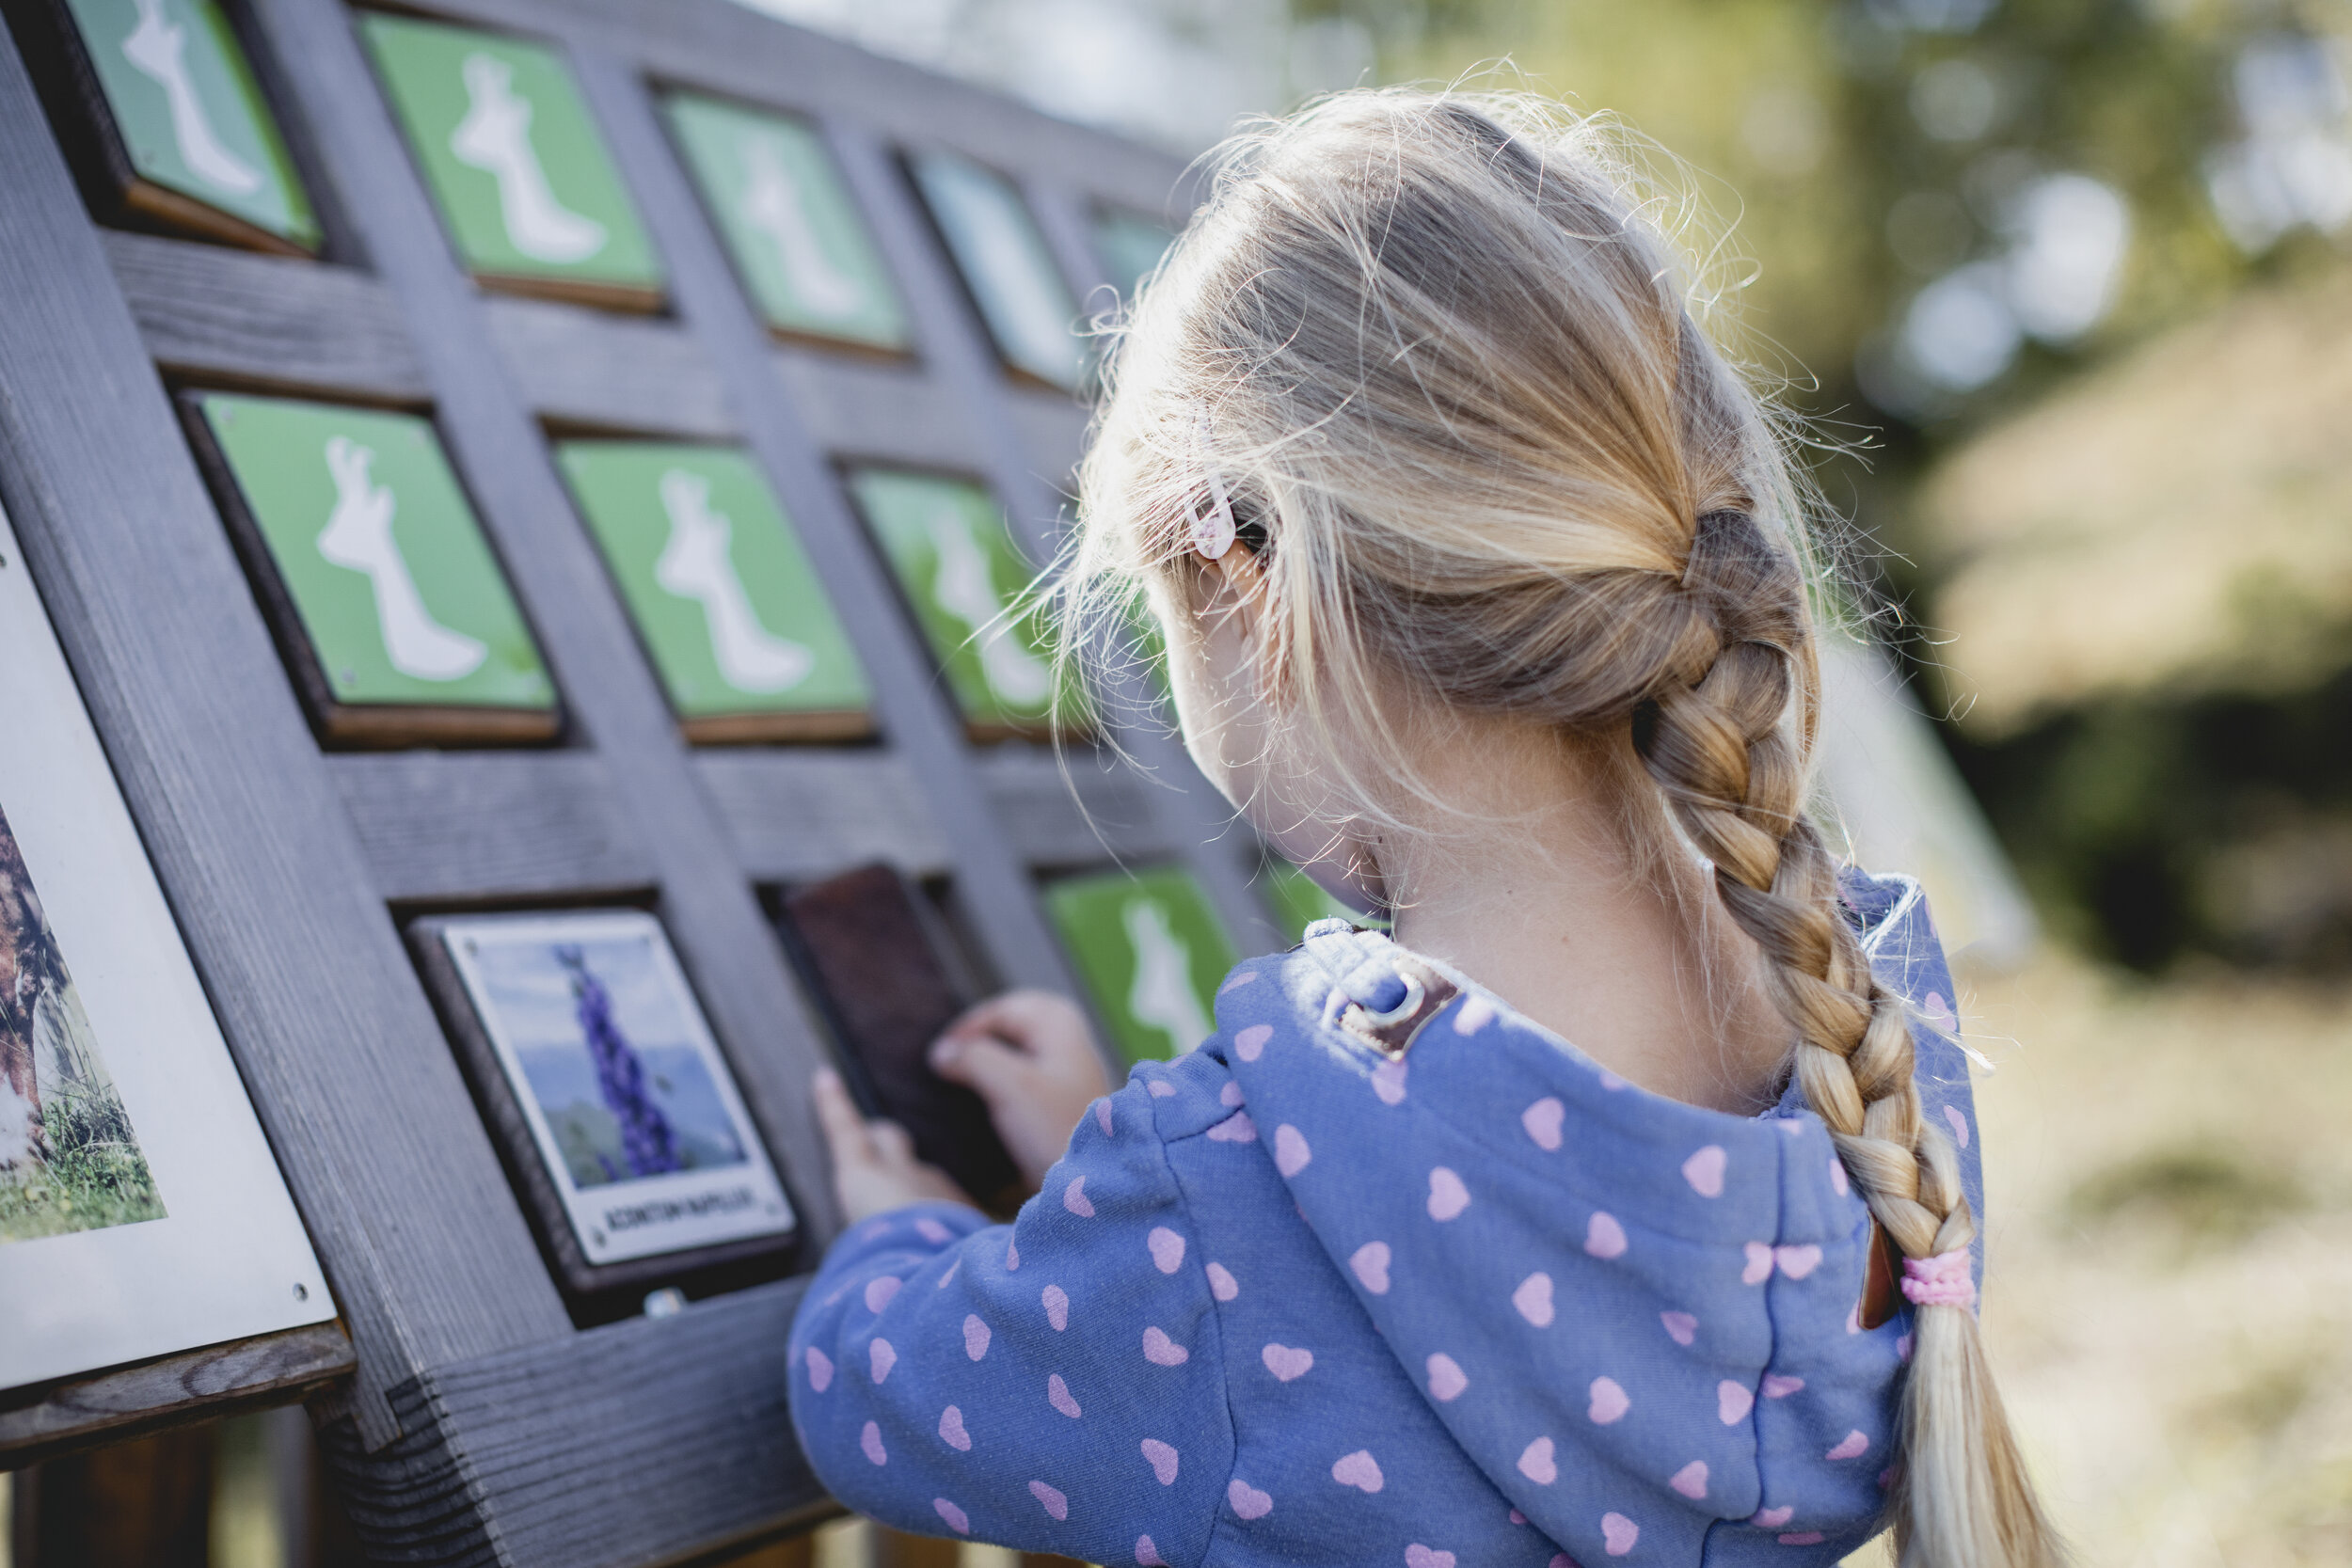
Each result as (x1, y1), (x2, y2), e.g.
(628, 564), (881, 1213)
(1136, 1534), (1167, 1566)
(1944, 1104), (1971, 1148)
(1601, 1513), (1640, 1557)
(869, 1338), (897, 1384)
(1513, 1272), (1555, 1327)
(1518, 1436), (1558, 1485)
(1234, 1023), (1273, 1061)
(1773, 1244), (1822, 1279)
(1826, 1430), (1871, 1461)
(865, 1275), (901, 1312)
(1660, 1311), (1697, 1347)
(1228, 1478), (1274, 1519)
(861, 1420), (886, 1465)
(1584, 1212), (1629, 1259)
(1587, 1376), (1630, 1424)
(1718, 1380), (1754, 1425)
(1143, 1326), (1190, 1366)
(1206, 1111), (1258, 1143)
(1331, 1449), (1385, 1493)
(1830, 1156), (1851, 1196)
(1751, 1506), (1794, 1528)
(1063, 1177), (1095, 1217)
(1521, 1096), (1565, 1151)
(1220, 969), (1257, 993)
(1262, 1342), (1314, 1381)
(932, 1498), (968, 1534)
(1095, 1100), (1115, 1136)
(804, 1347), (834, 1391)
(1274, 1124), (1313, 1177)
(1741, 1242), (1774, 1285)
(1141, 1438), (1180, 1485)
(1762, 1374), (1805, 1399)
(1923, 990), (1958, 1033)
(1681, 1145), (1727, 1197)
(1669, 1461), (1708, 1500)
(1220, 1081), (1245, 1106)
(1406, 1546), (1457, 1568)
(937, 1405), (971, 1451)
(1373, 1058), (1408, 1105)
(1425, 1352), (1468, 1402)
(963, 1314), (992, 1360)
(1426, 1166), (1471, 1220)
(1047, 1372), (1081, 1418)
(914, 1215), (953, 1244)
(1147, 1079), (1176, 1098)
(1042, 1284), (1069, 1331)
(1028, 1480), (1068, 1521)
(1454, 995), (1495, 1034)
(1351, 1241), (1392, 1293)
(1005, 1238), (1019, 1271)
(1148, 1227), (1186, 1274)
(1206, 1262), (1239, 1301)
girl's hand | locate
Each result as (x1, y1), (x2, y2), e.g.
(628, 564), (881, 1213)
(811, 1068), (971, 1223)
(928, 990), (1111, 1189)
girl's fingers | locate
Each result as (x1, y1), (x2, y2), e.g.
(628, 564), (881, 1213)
(866, 1119), (918, 1165)
(810, 1069), (875, 1164)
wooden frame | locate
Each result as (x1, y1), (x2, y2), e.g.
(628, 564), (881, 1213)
(0, 0), (1285, 1558)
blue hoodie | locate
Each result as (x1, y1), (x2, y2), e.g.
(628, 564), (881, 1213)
(788, 872), (1983, 1566)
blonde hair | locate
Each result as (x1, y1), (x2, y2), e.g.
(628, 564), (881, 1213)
(1062, 87), (2061, 1568)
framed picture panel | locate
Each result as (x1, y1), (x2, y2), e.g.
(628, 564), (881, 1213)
(1043, 865), (1238, 1068)
(846, 465), (1065, 742)
(183, 391), (561, 747)
(409, 910), (798, 1300)
(908, 148), (1086, 391)
(556, 440), (875, 744)
(663, 91), (910, 355)
(0, 497), (335, 1393)
(358, 10), (664, 309)
(5, 0), (319, 252)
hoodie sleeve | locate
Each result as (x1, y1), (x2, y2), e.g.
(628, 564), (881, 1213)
(788, 1073), (1233, 1566)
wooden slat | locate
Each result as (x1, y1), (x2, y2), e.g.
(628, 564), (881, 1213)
(322, 1278), (834, 1568)
(0, 1323), (354, 1469)
(771, 349), (981, 469)
(694, 752), (946, 882)
(485, 296), (738, 439)
(328, 753), (656, 903)
(976, 747), (1170, 867)
(0, 30), (571, 1452)
(100, 230), (429, 400)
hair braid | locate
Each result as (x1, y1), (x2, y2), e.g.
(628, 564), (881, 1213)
(1636, 512), (2061, 1568)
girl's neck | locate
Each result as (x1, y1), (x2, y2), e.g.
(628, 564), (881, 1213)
(1374, 721), (1792, 1116)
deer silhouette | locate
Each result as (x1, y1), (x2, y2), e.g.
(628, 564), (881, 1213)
(739, 134), (865, 318)
(654, 469), (814, 694)
(121, 0), (263, 195)
(1123, 897), (1212, 1059)
(316, 436), (487, 683)
(449, 54), (606, 263)
(924, 504), (1051, 707)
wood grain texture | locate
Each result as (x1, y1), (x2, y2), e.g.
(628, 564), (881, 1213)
(485, 296), (737, 440)
(976, 747), (1170, 867)
(0, 1324), (354, 1469)
(0, 29), (570, 1451)
(329, 752), (656, 904)
(693, 751), (946, 881)
(102, 230), (427, 399)
(322, 1277), (834, 1568)
(771, 350), (980, 470)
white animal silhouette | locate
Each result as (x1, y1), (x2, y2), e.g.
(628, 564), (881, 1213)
(449, 54), (606, 263)
(738, 135), (864, 318)
(316, 436), (487, 682)
(954, 173), (1076, 380)
(924, 505), (1051, 707)
(653, 469), (813, 694)
(121, 0), (262, 195)
(1123, 898), (1213, 1057)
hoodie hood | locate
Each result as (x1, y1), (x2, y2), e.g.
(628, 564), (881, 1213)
(1198, 871), (1981, 1564)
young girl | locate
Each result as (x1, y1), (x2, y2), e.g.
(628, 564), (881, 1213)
(790, 88), (2058, 1568)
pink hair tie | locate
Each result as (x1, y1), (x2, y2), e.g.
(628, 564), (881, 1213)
(1899, 1249), (1975, 1311)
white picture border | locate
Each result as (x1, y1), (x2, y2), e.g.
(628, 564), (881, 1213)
(437, 911), (795, 1266)
(0, 499), (334, 1392)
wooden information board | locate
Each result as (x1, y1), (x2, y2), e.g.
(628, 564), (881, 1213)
(0, 0), (1291, 1560)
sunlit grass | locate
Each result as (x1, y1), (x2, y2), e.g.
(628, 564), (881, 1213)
(0, 1079), (165, 1242)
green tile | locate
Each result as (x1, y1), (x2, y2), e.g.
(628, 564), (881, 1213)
(1091, 207), (1172, 298)
(198, 394), (554, 711)
(1045, 867), (1239, 1068)
(554, 442), (871, 726)
(359, 13), (660, 293)
(663, 92), (907, 352)
(909, 150), (1085, 390)
(63, 0), (318, 247)
(846, 467), (1063, 735)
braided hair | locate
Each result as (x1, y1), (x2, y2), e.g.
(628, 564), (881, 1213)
(1066, 86), (2062, 1568)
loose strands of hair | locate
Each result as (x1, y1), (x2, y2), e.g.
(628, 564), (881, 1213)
(1063, 87), (2064, 1567)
